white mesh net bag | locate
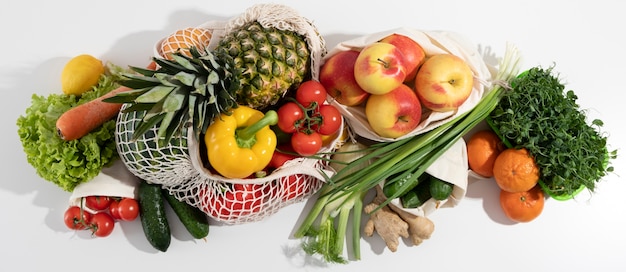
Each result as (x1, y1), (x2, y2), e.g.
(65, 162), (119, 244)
(115, 4), (336, 225)
(116, 111), (342, 224)
(156, 27), (212, 60)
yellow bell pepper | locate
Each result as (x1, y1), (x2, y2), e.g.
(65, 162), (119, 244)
(204, 106), (278, 179)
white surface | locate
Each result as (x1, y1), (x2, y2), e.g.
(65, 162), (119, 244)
(2, 0), (625, 271)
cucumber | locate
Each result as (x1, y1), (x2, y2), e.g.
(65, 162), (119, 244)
(400, 180), (431, 209)
(429, 176), (454, 201)
(138, 180), (171, 252)
(383, 172), (430, 199)
(400, 191), (420, 208)
(162, 189), (210, 239)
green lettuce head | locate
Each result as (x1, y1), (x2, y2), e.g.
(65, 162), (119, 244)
(17, 74), (119, 192)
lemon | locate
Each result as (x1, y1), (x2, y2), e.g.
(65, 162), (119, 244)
(61, 54), (105, 95)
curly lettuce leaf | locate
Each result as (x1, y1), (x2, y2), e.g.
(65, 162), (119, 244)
(17, 73), (120, 192)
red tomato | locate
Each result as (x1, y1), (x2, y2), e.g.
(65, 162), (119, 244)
(316, 104), (343, 135)
(89, 212), (115, 237)
(117, 198), (140, 221)
(84, 195), (112, 211)
(108, 199), (121, 220)
(202, 184), (264, 219)
(296, 80), (327, 107)
(268, 144), (300, 169)
(291, 131), (323, 156)
(280, 174), (308, 201)
(64, 206), (92, 230)
(230, 184), (264, 211)
(277, 102), (304, 134)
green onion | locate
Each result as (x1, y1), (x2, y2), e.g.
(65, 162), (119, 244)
(294, 43), (522, 263)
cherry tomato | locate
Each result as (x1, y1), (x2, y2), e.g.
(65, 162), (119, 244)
(316, 104), (343, 135)
(84, 195), (112, 211)
(64, 206), (92, 230)
(89, 212), (115, 237)
(291, 131), (323, 156)
(277, 102), (304, 133)
(280, 174), (308, 201)
(117, 198), (140, 221)
(201, 184), (264, 220)
(108, 199), (122, 220)
(296, 80), (327, 107)
(231, 184), (264, 211)
(268, 144), (300, 169)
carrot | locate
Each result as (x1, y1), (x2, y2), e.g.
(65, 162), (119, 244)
(146, 61), (157, 70)
(56, 61), (157, 141)
(56, 86), (131, 141)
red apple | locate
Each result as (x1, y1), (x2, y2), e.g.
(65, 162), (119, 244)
(365, 84), (422, 138)
(380, 33), (426, 83)
(414, 54), (474, 112)
(354, 42), (407, 95)
(319, 50), (370, 106)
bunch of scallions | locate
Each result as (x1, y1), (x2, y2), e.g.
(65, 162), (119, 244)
(294, 44), (523, 264)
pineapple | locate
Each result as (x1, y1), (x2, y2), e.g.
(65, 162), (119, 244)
(105, 4), (319, 145)
(215, 21), (311, 110)
(110, 4), (326, 223)
(103, 47), (240, 144)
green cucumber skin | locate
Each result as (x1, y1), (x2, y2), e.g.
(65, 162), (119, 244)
(138, 180), (171, 252)
(383, 172), (430, 199)
(429, 176), (454, 201)
(400, 191), (421, 209)
(401, 181), (432, 208)
(162, 190), (210, 239)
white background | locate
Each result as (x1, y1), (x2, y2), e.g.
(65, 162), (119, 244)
(1, 0), (625, 271)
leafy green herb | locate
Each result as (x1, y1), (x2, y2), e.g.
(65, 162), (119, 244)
(16, 71), (121, 192)
(488, 66), (617, 198)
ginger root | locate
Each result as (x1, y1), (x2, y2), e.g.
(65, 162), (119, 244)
(388, 200), (435, 246)
(365, 186), (436, 251)
(364, 186), (409, 252)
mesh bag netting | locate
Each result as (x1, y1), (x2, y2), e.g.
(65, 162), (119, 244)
(115, 4), (335, 225)
(116, 108), (342, 224)
(156, 27), (212, 59)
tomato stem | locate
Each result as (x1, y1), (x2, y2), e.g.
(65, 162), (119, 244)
(287, 97), (323, 134)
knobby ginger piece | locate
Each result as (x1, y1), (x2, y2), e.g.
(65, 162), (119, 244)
(386, 188), (435, 246)
(364, 187), (409, 252)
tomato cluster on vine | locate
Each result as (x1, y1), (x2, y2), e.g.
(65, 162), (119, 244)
(276, 80), (343, 156)
(63, 195), (139, 238)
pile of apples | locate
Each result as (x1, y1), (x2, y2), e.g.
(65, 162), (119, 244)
(320, 33), (474, 139)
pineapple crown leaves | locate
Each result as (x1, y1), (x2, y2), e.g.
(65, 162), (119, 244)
(103, 47), (241, 145)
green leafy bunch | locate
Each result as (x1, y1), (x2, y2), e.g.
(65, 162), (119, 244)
(489, 66), (617, 197)
(16, 73), (120, 192)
